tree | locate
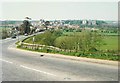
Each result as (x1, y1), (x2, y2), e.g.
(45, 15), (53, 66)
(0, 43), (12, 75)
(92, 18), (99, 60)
(82, 32), (103, 52)
(22, 17), (32, 35)
(44, 21), (50, 30)
(23, 20), (31, 34)
(54, 31), (103, 52)
(18, 24), (25, 35)
(52, 30), (63, 37)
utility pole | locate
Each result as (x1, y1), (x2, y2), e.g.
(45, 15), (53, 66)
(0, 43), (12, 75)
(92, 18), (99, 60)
(32, 36), (34, 50)
(15, 26), (19, 42)
(32, 35), (36, 49)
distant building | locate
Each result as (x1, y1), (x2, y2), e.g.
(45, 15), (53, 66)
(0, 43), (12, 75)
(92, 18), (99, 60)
(39, 19), (45, 24)
(82, 20), (87, 25)
(91, 20), (96, 25)
(88, 20), (92, 25)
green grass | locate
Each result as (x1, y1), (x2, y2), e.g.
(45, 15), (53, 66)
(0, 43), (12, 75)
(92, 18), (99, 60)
(100, 36), (118, 50)
(101, 32), (118, 36)
(23, 37), (33, 43)
(63, 31), (87, 36)
(17, 46), (118, 61)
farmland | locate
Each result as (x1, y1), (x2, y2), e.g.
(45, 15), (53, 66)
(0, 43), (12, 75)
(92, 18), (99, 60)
(101, 36), (118, 50)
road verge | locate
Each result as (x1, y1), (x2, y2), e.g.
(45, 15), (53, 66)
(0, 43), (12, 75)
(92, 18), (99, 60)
(9, 45), (118, 66)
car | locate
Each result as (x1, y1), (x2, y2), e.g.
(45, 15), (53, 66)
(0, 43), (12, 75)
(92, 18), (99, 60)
(11, 35), (16, 38)
(24, 33), (28, 36)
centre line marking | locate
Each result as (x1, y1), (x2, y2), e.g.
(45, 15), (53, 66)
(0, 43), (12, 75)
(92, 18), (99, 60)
(0, 58), (13, 64)
(20, 65), (57, 77)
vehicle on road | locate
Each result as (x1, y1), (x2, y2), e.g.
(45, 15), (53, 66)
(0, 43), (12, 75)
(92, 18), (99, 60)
(24, 33), (28, 36)
(11, 33), (17, 39)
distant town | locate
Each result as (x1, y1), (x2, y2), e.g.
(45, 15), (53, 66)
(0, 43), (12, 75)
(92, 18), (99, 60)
(0, 19), (118, 29)
(0, 18), (118, 39)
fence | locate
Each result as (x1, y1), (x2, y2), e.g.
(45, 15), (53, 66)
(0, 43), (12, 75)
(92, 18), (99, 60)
(18, 42), (119, 56)
(20, 42), (62, 51)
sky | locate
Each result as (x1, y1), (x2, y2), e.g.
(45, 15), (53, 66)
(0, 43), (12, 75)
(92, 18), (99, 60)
(0, 0), (118, 21)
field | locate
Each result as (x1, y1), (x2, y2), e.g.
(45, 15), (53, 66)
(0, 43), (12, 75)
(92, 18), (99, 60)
(101, 36), (118, 50)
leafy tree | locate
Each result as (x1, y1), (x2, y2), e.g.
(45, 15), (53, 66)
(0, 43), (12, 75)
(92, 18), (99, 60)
(54, 32), (103, 52)
(31, 30), (62, 46)
(23, 20), (31, 34)
(44, 21), (50, 30)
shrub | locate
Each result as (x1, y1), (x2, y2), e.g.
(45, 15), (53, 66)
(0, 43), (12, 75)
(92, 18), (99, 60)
(75, 53), (80, 57)
(89, 47), (98, 52)
(17, 45), (21, 48)
(69, 52), (76, 56)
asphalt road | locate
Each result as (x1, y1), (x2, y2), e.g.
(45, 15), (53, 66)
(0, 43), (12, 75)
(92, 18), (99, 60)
(0, 35), (118, 81)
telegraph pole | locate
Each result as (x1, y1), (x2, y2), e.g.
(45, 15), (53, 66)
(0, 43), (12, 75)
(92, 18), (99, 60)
(32, 35), (36, 49)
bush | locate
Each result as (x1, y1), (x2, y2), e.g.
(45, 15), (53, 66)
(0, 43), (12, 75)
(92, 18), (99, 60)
(75, 53), (80, 57)
(17, 45), (21, 48)
(69, 52), (76, 56)
(89, 47), (98, 52)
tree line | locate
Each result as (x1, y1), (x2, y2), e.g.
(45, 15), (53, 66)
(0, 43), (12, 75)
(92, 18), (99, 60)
(24, 30), (103, 52)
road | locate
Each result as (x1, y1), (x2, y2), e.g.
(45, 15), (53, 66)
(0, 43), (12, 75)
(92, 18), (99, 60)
(0, 35), (118, 81)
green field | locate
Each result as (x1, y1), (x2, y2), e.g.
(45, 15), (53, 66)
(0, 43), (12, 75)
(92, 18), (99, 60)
(101, 36), (118, 50)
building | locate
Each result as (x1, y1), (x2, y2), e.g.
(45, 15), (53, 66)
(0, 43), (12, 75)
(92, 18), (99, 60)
(82, 20), (88, 25)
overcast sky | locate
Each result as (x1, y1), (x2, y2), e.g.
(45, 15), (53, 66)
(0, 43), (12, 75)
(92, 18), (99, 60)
(0, 1), (118, 21)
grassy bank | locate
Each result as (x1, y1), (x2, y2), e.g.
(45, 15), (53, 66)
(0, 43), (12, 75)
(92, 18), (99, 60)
(17, 45), (118, 61)
(17, 30), (119, 61)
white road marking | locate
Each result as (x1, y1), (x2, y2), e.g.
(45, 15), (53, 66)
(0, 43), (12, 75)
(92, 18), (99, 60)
(20, 65), (57, 77)
(0, 58), (57, 77)
(0, 58), (13, 64)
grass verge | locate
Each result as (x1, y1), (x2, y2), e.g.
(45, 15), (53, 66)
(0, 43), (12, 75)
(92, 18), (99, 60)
(17, 45), (119, 61)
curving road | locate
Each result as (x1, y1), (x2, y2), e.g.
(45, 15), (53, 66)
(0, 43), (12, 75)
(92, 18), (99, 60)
(0, 35), (118, 81)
